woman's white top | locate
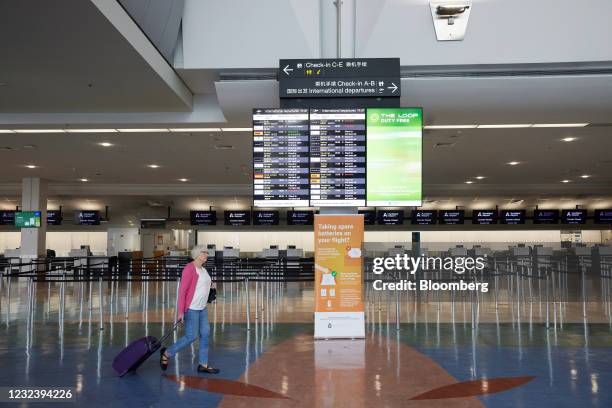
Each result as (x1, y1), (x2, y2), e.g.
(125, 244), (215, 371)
(189, 266), (212, 310)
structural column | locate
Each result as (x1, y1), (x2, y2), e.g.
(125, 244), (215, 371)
(20, 178), (47, 259)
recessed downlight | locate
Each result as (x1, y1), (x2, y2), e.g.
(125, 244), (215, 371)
(147, 164), (160, 169)
(580, 174), (591, 179)
(25, 164), (37, 169)
(465, 181), (474, 184)
(507, 161), (521, 166)
(79, 178), (89, 182)
(98, 142), (113, 147)
(561, 179), (571, 183)
(178, 178), (189, 182)
(475, 176), (486, 180)
(562, 137), (577, 142)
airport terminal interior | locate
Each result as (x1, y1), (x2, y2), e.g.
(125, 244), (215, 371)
(1, 1), (612, 407)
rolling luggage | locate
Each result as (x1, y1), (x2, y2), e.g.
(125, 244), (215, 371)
(112, 321), (180, 377)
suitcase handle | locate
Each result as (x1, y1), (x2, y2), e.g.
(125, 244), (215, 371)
(151, 321), (182, 351)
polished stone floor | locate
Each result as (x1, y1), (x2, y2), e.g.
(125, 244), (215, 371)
(0, 276), (611, 407)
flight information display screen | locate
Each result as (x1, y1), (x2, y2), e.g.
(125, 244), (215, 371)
(47, 210), (62, 225)
(439, 210), (465, 225)
(224, 211), (251, 226)
(76, 211), (100, 225)
(190, 211), (217, 225)
(534, 209), (560, 224)
(253, 108), (310, 207)
(500, 210), (526, 225)
(411, 210), (437, 225)
(253, 211), (279, 225)
(378, 210), (404, 225)
(309, 108), (366, 206)
(366, 108), (422, 206)
(472, 210), (498, 225)
(358, 209), (376, 225)
(595, 209), (612, 224)
(561, 209), (587, 224)
(287, 210), (314, 225)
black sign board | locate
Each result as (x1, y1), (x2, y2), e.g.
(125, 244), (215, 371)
(534, 209), (560, 224)
(561, 209), (587, 225)
(500, 210), (526, 225)
(224, 211), (251, 226)
(411, 210), (437, 225)
(47, 210), (62, 225)
(439, 210), (465, 225)
(190, 211), (217, 226)
(140, 219), (166, 229)
(472, 210), (498, 225)
(279, 58), (400, 98)
(75, 210), (100, 225)
(0, 210), (16, 225)
(378, 210), (404, 225)
(358, 209), (376, 225)
(287, 210), (314, 226)
(595, 209), (612, 224)
(253, 211), (279, 225)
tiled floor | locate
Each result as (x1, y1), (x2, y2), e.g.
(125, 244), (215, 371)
(0, 276), (611, 407)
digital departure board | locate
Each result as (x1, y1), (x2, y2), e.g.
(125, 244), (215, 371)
(75, 210), (100, 225)
(190, 211), (217, 226)
(561, 209), (587, 225)
(472, 210), (498, 225)
(439, 210), (465, 225)
(253, 108), (310, 207)
(253, 211), (279, 225)
(595, 209), (612, 224)
(500, 210), (526, 225)
(309, 108), (366, 206)
(411, 210), (437, 225)
(534, 209), (559, 224)
(358, 209), (376, 225)
(378, 210), (404, 225)
(224, 211), (251, 226)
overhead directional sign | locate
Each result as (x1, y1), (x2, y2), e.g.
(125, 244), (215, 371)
(279, 58), (400, 98)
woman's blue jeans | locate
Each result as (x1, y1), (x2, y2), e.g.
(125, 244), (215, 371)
(166, 308), (210, 365)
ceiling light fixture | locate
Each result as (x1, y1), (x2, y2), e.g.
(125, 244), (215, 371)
(14, 129), (65, 133)
(477, 124), (531, 129)
(532, 123), (589, 128)
(475, 176), (486, 180)
(178, 178), (189, 182)
(580, 174), (591, 179)
(221, 128), (253, 132)
(423, 125), (478, 129)
(0, 130), (14, 133)
(562, 137), (577, 142)
(465, 181), (474, 184)
(561, 180), (571, 183)
(79, 178), (89, 182)
(169, 128), (222, 132)
(65, 129), (117, 133)
(98, 142), (113, 147)
(117, 129), (168, 133)
(507, 161), (521, 166)
(25, 165), (37, 169)
(147, 164), (160, 169)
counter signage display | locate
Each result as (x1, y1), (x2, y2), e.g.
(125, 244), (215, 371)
(287, 210), (314, 225)
(366, 108), (422, 206)
(0, 210), (16, 225)
(358, 209), (376, 225)
(253, 210), (279, 225)
(500, 210), (526, 225)
(75, 210), (100, 225)
(439, 210), (465, 225)
(47, 210), (62, 225)
(140, 219), (166, 229)
(224, 211), (251, 226)
(561, 209), (587, 224)
(594, 209), (612, 224)
(378, 210), (404, 225)
(15, 211), (41, 228)
(411, 210), (437, 225)
(309, 108), (366, 207)
(534, 209), (560, 224)
(190, 211), (217, 225)
(472, 210), (498, 225)
(253, 108), (310, 207)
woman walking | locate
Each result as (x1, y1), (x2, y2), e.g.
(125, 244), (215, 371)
(160, 245), (220, 374)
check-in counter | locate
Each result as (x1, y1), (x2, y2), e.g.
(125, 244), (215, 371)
(388, 246), (405, 257)
(510, 246), (530, 257)
(222, 247), (240, 259)
(449, 246), (468, 257)
(285, 248), (303, 259)
(471, 246), (492, 257)
(262, 248), (280, 259)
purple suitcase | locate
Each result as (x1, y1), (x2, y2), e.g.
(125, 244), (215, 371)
(113, 322), (180, 377)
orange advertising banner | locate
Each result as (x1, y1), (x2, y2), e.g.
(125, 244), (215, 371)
(314, 214), (365, 338)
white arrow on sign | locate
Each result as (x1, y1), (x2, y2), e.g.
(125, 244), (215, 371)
(387, 82), (398, 93)
(283, 65), (294, 76)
